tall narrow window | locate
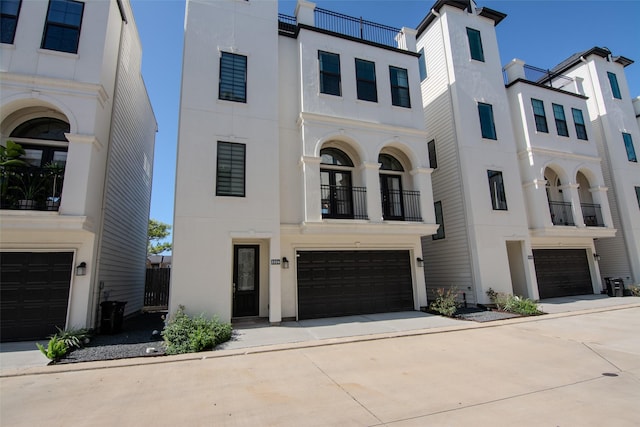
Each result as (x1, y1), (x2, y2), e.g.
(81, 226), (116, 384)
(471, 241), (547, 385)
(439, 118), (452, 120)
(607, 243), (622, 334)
(623, 133), (637, 162)
(418, 48), (427, 81)
(478, 103), (497, 140)
(487, 170), (508, 210)
(355, 58), (377, 102)
(41, 0), (84, 54)
(636, 187), (640, 209)
(552, 104), (569, 137)
(607, 72), (622, 99)
(1, 0), (21, 44)
(219, 52), (247, 103)
(216, 142), (246, 197)
(319, 50), (341, 96)
(427, 139), (437, 169)
(389, 66), (410, 108)
(466, 27), (484, 62)
(572, 108), (588, 140)
(531, 99), (548, 133)
(433, 201), (445, 240)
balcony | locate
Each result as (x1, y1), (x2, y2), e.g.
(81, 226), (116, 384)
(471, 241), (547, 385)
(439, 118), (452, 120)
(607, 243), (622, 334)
(1, 165), (64, 211)
(548, 201), (574, 226)
(381, 189), (422, 222)
(581, 203), (605, 227)
(321, 185), (368, 220)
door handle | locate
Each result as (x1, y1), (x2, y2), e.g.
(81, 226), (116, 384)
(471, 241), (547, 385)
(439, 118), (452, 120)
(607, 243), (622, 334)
(233, 283), (236, 294)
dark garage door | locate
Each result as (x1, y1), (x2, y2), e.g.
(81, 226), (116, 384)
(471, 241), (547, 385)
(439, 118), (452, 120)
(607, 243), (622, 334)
(297, 250), (414, 319)
(1, 252), (73, 342)
(533, 249), (592, 299)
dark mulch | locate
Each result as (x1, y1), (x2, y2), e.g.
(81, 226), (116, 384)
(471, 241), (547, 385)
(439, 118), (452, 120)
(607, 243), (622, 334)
(56, 311), (168, 364)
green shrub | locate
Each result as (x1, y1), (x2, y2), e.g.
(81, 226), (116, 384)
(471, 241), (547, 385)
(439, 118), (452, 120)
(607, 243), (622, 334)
(162, 306), (233, 355)
(37, 336), (68, 361)
(628, 285), (640, 297)
(429, 288), (459, 317)
(54, 327), (90, 349)
(486, 288), (542, 316)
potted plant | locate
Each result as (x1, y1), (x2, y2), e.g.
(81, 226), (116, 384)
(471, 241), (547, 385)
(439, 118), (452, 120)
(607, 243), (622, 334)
(0, 140), (27, 208)
(11, 171), (46, 209)
(44, 161), (64, 210)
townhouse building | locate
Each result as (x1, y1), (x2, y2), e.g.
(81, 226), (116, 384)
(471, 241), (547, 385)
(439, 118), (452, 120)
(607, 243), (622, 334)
(0, 0), (156, 341)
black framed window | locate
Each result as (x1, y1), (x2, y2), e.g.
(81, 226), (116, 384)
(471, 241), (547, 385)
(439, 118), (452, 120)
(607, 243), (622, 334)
(531, 99), (548, 133)
(41, 0), (84, 54)
(635, 187), (640, 209)
(389, 66), (410, 108)
(216, 142), (246, 197)
(552, 104), (569, 137)
(219, 52), (247, 103)
(487, 170), (508, 211)
(572, 108), (588, 140)
(418, 48), (427, 81)
(478, 102), (497, 140)
(427, 139), (437, 169)
(318, 50), (341, 96)
(433, 201), (445, 240)
(466, 27), (484, 62)
(607, 72), (622, 99)
(355, 58), (377, 102)
(623, 133), (637, 162)
(1, 0), (21, 44)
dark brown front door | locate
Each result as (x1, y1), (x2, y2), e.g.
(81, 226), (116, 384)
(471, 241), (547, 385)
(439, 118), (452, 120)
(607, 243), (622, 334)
(232, 245), (259, 317)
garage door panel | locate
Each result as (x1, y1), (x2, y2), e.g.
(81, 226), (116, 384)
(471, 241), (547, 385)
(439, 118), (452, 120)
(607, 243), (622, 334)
(533, 249), (592, 299)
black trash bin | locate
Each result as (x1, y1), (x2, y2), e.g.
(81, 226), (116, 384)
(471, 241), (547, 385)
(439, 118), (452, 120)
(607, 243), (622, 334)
(606, 278), (625, 297)
(100, 301), (127, 334)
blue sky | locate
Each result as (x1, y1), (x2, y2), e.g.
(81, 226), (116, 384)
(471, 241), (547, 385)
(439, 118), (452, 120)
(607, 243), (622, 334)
(130, 0), (640, 249)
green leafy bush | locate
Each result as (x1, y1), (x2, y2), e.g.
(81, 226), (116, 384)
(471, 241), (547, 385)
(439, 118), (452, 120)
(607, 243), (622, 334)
(162, 306), (232, 355)
(429, 288), (459, 317)
(628, 284), (640, 297)
(37, 336), (68, 361)
(486, 288), (542, 316)
(54, 327), (90, 349)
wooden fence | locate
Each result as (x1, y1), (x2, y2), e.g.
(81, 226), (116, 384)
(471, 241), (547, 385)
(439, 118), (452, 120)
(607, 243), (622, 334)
(144, 268), (170, 309)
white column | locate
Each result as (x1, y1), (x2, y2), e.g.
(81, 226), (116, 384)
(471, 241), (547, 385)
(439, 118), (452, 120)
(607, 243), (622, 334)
(524, 179), (552, 228)
(361, 162), (382, 222)
(561, 183), (584, 227)
(295, 0), (316, 26)
(268, 237), (282, 325)
(62, 133), (101, 216)
(589, 186), (613, 227)
(410, 167), (435, 224)
(300, 156), (322, 222)
(396, 27), (417, 52)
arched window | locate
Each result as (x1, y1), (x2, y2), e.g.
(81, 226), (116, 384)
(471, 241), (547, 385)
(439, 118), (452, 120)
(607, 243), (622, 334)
(10, 118), (70, 141)
(378, 153), (404, 171)
(320, 148), (355, 219)
(321, 147), (353, 167)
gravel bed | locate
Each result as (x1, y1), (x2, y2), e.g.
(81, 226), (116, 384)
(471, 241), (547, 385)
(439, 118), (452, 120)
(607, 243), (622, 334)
(56, 311), (167, 364)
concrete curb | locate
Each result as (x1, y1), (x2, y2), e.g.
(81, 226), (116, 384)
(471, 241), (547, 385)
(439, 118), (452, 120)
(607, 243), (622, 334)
(2, 302), (638, 378)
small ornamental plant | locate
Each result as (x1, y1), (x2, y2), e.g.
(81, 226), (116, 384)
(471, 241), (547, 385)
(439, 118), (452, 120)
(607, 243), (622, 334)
(162, 305), (232, 355)
(486, 288), (542, 316)
(429, 288), (459, 317)
(36, 327), (91, 362)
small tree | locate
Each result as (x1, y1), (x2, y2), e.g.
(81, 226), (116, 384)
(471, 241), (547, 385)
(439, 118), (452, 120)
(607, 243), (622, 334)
(148, 218), (172, 255)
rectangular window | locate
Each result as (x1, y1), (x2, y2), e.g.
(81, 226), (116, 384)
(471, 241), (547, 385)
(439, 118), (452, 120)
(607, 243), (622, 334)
(466, 27), (485, 62)
(219, 52), (247, 103)
(389, 66), (410, 108)
(428, 139), (437, 169)
(552, 104), (569, 137)
(418, 48), (427, 81)
(216, 142), (246, 197)
(319, 50), (341, 96)
(623, 133), (637, 162)
(531, 99), (548, 133)
(478, 102), (497, 140)
(41, 0), (84, 54)
(572, 108), (588, 140)
(355, 58), (377, 102)
(1, 0), (21, 44)
(607, 72), (622, 99)
(636, 187), (640, 209)
(487, 170), (508, 210)
(433, 201), (445, 240)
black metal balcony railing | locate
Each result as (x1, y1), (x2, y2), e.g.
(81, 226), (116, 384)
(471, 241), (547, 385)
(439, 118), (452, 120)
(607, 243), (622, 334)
(548, 200), (575, 226)
(321, 185), (368, 220)
(0, 166), (64, 211)
(503, 64), (574, 89)
(278, 13), (297, 35)
(581, 203), (605, 227)
(381, 189), (422, 222)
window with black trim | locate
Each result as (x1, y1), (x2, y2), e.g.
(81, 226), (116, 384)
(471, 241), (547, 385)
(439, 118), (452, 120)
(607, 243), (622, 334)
(487, 170), (508, 210)
(635, 186), (640, 209)
(427, 139), (437, 169)
(572, 108), (588, 140)
(418, 48), (427, 81)
(216, 142), (245, 197)
(219, 52), (247, 103)
(478, 102), (497, 140)
(318, 50), (341, 96)
(607, 72), (622, 99)
(623, 133), (637, 162)
(531, 99), (548, 133)
(389, 66), (410, 108)
(552, 104), (569, 137)
(41, 0), (84, 54)
(1, 0), (21, 44)
(433, 201), (445, 240)
(355, 58), (377, 102)
(466, 27), (484, 62)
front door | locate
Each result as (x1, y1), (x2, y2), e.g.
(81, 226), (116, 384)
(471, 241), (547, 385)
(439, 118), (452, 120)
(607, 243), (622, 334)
(380, 174), (404, 220)
(232, 245), (259, 317)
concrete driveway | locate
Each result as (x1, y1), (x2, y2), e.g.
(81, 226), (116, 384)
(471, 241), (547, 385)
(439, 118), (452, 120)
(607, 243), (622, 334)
(1, 299), (639, 426)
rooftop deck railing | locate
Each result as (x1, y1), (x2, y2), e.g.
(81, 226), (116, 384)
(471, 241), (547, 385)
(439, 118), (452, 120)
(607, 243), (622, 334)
(503, 64), (574, 89)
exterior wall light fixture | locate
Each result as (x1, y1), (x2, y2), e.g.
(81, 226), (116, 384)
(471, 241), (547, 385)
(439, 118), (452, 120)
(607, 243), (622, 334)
(416, 257), (424, 267)
(593, 253), (601, 261)
(282, 257), (289, 269)
(76, 262), (87, 276)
